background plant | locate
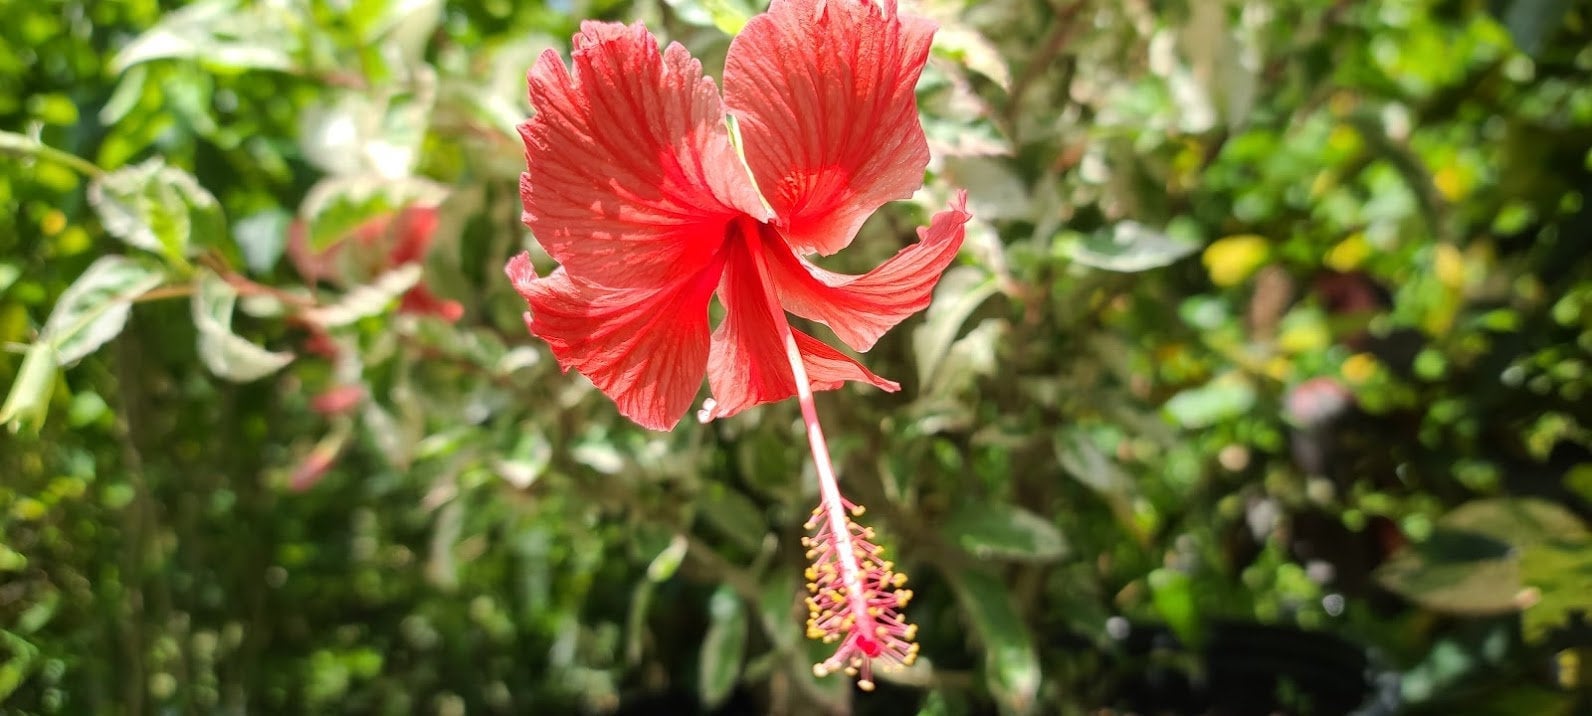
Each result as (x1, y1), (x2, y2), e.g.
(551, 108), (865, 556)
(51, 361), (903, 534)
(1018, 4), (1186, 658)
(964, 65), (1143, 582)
(2, 0), (1589, 714)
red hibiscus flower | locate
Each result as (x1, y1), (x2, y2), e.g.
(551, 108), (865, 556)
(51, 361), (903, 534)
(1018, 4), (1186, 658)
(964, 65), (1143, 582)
(505, 0), (967, 689)
(505, 0), (969, 432)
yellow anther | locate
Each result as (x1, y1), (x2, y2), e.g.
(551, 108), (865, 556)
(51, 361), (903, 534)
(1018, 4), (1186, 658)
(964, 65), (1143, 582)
(858, 679), (875, 691)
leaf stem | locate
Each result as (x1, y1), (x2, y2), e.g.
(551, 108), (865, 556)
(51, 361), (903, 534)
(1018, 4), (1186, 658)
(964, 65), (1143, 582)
(0, 130), (104, 178)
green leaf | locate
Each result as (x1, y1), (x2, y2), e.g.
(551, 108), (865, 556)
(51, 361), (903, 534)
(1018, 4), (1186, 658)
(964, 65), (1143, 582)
(111, 0), (297, 73)
(1068, 221), (1200, 273)
(1148, 568), (1202, 646)
(913, 265), (998, 387)
(300, 264), (423, 328)
(945, 567), (1040, 716)
(0, 631), (41, 702)
(698, 483), (768, 552)
(645, 534), (690, 583)
(191, 269), (294, 382)
(41, 255), (166, 365)
(941, 501), (1068, 562)
(1492, 0), (1574, 57)
(698, 586), (747, 709)
(0, 343), (57, 433)
(88, 158), (224, 263)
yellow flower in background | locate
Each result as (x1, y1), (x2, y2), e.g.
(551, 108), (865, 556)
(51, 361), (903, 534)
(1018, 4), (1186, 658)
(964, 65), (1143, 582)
(1325, 232), (1371, 272)
(1342, 353), (1380, 385)
(1203, 234), (1271, 287)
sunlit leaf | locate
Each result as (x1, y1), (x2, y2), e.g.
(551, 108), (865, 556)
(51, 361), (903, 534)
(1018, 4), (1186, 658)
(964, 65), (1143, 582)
(89, 159), (224, 262)
(1162, 373), (1257, 429)
(0, 343), (57, 433)
(663, 0), (755, 34)
(933, 26), (1011, 91)
(1376, 499), (1589, 618)
(0, 261), (20, 295)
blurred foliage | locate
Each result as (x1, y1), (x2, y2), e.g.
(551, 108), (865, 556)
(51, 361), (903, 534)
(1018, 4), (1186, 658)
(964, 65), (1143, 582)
(3, 0), (1591, 714)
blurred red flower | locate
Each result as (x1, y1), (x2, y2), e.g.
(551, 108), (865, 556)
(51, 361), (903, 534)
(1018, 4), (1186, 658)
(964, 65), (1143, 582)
(289, 205), (464, 324)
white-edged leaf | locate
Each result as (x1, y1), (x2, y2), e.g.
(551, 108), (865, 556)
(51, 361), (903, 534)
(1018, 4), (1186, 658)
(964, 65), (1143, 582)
(1068, 221), (1200, 273)
(191, 269), (294, 382)
(89, 159), (223, 261)
(40, 256), (166, 366)
(111, 0), (296, 74)
(698, 585), (748, 709)
(299, 264), (423, 328)
(913, 265), (999, 386)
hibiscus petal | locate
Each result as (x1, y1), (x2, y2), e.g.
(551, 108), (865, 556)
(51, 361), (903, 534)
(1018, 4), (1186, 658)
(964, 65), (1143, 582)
(521, 21), (770, 289)
(723, 0), (936, 256)
(704, 236), (897, 421)
(767, 192), (970, 352)
(505, 252), (720, 430)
